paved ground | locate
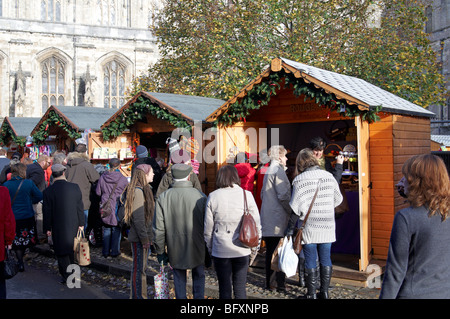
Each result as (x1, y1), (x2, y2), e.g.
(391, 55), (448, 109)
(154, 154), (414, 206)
(30, 240), (380, 300)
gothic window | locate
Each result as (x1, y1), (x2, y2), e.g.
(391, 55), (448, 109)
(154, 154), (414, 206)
(41, 0), (61, 22)
(97, 0), (116, 26)
(41, 56), (65, 113)
(103, 60), (125, 109)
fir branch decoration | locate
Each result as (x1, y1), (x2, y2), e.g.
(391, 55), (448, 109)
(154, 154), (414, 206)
(0, 121), (26, 147)
(32, 110), (81, 145)
(101, 96), (192, 141)
(214, 70), (382, 126)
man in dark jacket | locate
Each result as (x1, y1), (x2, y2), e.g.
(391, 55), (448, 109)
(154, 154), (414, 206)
(65, 144), (100, 229)
(131, 145), (162, 195)
(26, 154), (50, 242)
(154, 163), (207, 299)
(43, 164), (84, 285)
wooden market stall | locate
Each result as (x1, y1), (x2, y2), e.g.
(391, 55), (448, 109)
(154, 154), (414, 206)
(205, 57), (434, 284)
(0, 117), (41, 156)
(100, 91), (225, 185)
(30, 105), (117, 161)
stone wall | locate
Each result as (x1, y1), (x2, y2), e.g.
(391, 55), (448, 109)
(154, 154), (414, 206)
(0, 0), (162, 118)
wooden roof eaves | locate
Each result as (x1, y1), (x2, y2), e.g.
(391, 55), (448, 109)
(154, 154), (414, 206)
(30, 105), (79, 135)
(280, 61), (370, 111)
(205, 67), (272, 122)
(205, 57), (370, 122)
(4, 117), (18, 138)
(100, 91), (195, 130)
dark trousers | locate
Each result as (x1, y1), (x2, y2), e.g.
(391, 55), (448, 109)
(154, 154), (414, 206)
(172, 264), (205, 299)
(263, 236), (286, 289)
(213, 255), (249, 299)
(0, 262), (5, 299)
(57, 254), (75, 281)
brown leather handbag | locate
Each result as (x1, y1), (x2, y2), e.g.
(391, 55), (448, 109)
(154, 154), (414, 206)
(239, 189), (259, 248)
(293, 179), (322, 254)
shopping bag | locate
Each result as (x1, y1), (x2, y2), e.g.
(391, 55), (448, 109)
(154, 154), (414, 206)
(154, 264), (170, 299)
(74, 229), (91, 266)
(278, 236), (298, 278)
(4, 249), (19, 280)
(270, 237), (284, 272)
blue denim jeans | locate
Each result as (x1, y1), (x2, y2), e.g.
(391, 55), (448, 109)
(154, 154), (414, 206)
(172, 264), (205, 299)
(102, 226), (122, 257)
(302, 243), (332, 269)
(213, 255), (249, 299)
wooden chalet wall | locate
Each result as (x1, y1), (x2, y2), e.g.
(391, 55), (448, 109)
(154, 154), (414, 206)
(369, 114), (430, 259)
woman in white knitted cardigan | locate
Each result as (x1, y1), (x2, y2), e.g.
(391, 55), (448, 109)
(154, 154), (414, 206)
(290, 148), (342, 299)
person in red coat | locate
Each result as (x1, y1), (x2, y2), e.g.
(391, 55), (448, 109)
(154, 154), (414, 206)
(233, 152), (256, 193)
(0, 186), (16, 299)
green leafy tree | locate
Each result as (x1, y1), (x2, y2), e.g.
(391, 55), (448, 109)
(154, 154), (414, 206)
(130, 0), (446, 111)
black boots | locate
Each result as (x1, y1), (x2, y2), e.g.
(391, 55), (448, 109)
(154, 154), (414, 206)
(298, 258), (305, 287)
(304, 266), (333, 299)
(319, 266), (332, 299)
(304, 268), (318, 299)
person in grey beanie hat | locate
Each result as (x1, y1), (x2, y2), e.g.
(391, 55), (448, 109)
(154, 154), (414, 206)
(132, 145), (162, 195)
(136, 145), (148, 158)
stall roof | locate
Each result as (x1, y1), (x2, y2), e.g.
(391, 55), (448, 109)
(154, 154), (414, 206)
(431, 135), (450, 146)
(102, 91), (226, 128)
(31, 105), (118, 134)
(206, 57), (435, 121)
(3, 117), (41, 137)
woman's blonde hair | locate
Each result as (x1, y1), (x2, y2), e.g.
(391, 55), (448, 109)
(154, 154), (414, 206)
(123, 168), (154, 226)
(402, 154), (450, 220)
(268, 145), (287, 162)
(294, 148), (319, 177)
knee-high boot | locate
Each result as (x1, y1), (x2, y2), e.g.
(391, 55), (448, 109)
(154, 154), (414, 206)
(298, 258), (305, 287)
(319, 266), (332, 299)
(304, 268), (318, 299)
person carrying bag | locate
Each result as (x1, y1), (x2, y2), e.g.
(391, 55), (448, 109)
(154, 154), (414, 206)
(74, 229), (91, 266)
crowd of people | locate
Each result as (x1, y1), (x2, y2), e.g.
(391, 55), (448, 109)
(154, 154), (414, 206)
(0, 136), (449, 300)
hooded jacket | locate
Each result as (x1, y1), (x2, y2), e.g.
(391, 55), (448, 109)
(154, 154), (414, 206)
(96, 170), (128, 226)
(65, 152), (100, 210)
(234, 163), (256, 192)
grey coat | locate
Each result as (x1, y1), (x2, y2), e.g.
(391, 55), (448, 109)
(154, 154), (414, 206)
(154, 180), (207, 269)
(380, 205), (450, 299)
(260, 162), (292, 237)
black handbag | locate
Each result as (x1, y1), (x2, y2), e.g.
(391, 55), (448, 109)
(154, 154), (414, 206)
(4, 249), (19, 280)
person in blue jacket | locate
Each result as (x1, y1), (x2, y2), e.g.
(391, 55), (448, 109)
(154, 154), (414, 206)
(3, 163), (42, 271)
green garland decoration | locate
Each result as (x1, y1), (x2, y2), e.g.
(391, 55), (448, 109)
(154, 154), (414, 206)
(33, 110), (81, 145)
(101, 96), (192, 141)
(0, 121), (26, 147)
(214, 70), (382, 126)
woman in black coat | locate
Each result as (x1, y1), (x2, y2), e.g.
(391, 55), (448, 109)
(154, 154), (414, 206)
(43, 164), (84, 284)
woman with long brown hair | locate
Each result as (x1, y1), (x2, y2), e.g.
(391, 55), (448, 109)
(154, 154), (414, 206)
(380, 154), (450, 299)
(123, 164), (154, 299)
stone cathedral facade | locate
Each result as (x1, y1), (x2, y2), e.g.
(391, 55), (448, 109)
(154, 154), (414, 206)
(0, 0), (162, 119)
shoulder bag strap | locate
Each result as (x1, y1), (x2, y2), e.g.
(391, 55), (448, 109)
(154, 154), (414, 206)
(243, 188), (249, 215)
(301, 178), (322, 229)
(11, 180), (24, 205)
(101, 182), (119, 207)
